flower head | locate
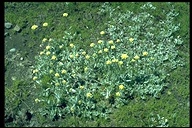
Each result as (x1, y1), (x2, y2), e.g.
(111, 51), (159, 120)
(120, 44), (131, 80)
(55, 73), (60, 77)
(31, 25), (38, 30)
(46, 51), (51, 55)
(49, 69), (54, 74)
(121, 54), (128, 59)
(98, 40), (103, 44)
(112, 58), (118, 62)
(90, 43), (95, 47)
(35, 98), (40, 103)
(116, 92), (121, 97)
(63, 13), (68, 17)
(61, 69), (67, 74)
(32, 69), (39, 74)
(134, 55), (140, 60)
(108, 40), (114, 44)
(143, 52), (148, 56)
(70, 43), (74, 48)
(119, 84), (124, 90)
(116, 39), (121, 43)
(46, 45), (51, 50)
(85, 55), (90, 59)
(104, 48), (109, 52)
(79, 86), (84, 89)
(100, 31), (105, 35)
(118, 61), (123, 65)
(106, 60), (112, 65)
(86, 92), (92, 98)
(43, 22), (48, 27)
(84, 67), (88, 72)
(82, 51), (86, 55)
(51, 55), (57, 60)
(129, 38), (134, 42)
(42, 38), (47, 42)
(55, 83), (59, 86)
(98, 50), (102, 54)
(62, 80), (67, 84)
(111, 45), (115, 49)
(33, 76), (38, 80)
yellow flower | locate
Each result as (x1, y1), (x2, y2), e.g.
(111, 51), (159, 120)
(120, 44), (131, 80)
(93, 53), (97, 57)
(78, 100), (82, 104)
(100, 31), (105, 35)
(111, 45), (115, 49)
(134, 55), (140, 60)
(79, 86), (84, 89)
(42, 38), (47, 42)
(108, 40), (114, 44)
(63, 13), (68, 17)
(98, 50), (102, 54)
(150, 57), (154, 60)
(90, 43), (95, 47)
(69, 54), (74, 58)
(118, 61), (123, 65)
(82, 51), (86, 55)
(59, 45), (63, 49)
(116, 39), (121, 43)
(129, 38), (134, 42)
(143, 52), (148, 56)
(75, 53), (79, 57)
(131, 59), (136, 62)
(40, 51), (44, 55)
(33, 76), (38, 80)
(112, 58), (118, 62)
(121, 54), (128, 59)
(43, 22), (48, 27)
(49, 69), (54, 74)
(31, 25), (38, 30)
(55, 73), (60, 77)
(61, 69), (67, 74)
(51, 55), (57, 60)
(55, 83), (59, 86)
(98, 40), (103, 44)
(62, 80), (67, 84)
(70, 43), (74, 48)
(119, 84), (124, 90)
(85, 55), (90, 59)
(106, 60), (112, 65)
(49, 38), (53, 42)
(104, 48), (109, 52)
(46, 51), (51, 55)
(84, 67), (88, 72)
(116, 92), (121, 97)
(46, 45), (51, 50)
(32, 69), (38, 73)
(86, 92), (92, 98)
(35, 98), (40, 103)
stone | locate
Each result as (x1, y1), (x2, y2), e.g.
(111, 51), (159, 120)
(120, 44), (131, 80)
(9, 48), (16, 52)
(5, 22), (12, 29)
(4, 32), (9, 37)
(13, 25), (21, 32)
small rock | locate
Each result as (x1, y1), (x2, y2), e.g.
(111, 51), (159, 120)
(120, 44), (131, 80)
(5, 22), (12, 29)
(13, 25), (21, 32)
(20, 57), (24, 61)
(4, 32), (9, 37)
(9, 48), (16, 52)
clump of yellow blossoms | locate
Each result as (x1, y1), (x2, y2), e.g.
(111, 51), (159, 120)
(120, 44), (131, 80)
(106, 60), (112, 65)
(70, 43), (74, 48)
(129, 38), (134, 42)
(104, 48), (109, 52)
(100, 31), (105, 35)
(119, 84), (124, 90)
(134, 55), (140, 60)
(43, 22), (48, 27)
(116, 92), (121, 97)
(55, 73), (60, 77)
(31, 25), (38, 30)
(63, 13), (68, 17)
(121, 54), (128, 59)
(86, 92), (92, 98)
(90, 43), (95, 47)
(143, 52), (148, 56)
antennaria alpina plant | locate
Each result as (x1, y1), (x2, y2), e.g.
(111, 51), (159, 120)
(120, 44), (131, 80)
(33, 2), (184, 120)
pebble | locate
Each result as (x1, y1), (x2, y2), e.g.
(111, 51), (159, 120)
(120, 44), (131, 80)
(9, 48), (16, 52)
(5, 22), (12, 29)
(20, 57), (24, 61)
